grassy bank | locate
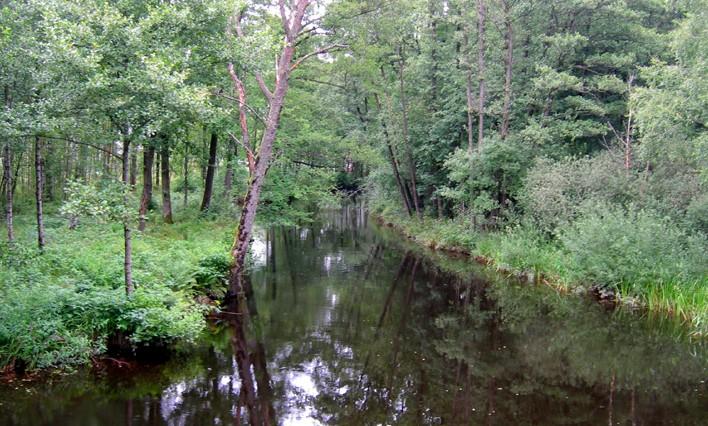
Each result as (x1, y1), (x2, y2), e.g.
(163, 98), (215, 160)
(374, 209), (708, 339)
(0, 207), (235, 373)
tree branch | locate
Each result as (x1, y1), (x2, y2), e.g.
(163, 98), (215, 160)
(279, 0), (292, 41)
(227, 131), (256, 175)
(254, 74), (273, 103)
(230, 9), (272, 103)
(18, 134), (121, 160)
(291, 159), (333, 169)
(290, 44), (347, 72)
(211, 90), (268, 126)
(295, 76), (347, 90)
(227, 63), (255, 172)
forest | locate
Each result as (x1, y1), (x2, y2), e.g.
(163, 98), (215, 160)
(0, 0), (706, 417)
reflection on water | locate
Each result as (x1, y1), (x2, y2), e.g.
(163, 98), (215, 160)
(2, 206), (707, 425)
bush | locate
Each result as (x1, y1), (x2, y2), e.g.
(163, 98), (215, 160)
(559, 203), (708, 291)
(187, 253), (231, 297)
(441, 139), (531, 221)
(0, 281), (205, 370)
(0, 284), (96, 370)
(0, 214), (235, 371)
(520, 151), (638, 234)
(112, 288), (206, 344)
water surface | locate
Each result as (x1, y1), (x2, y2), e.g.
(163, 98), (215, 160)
(2, 207), (706, 425)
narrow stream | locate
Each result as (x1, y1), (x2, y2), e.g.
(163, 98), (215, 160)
(1, 207), (706, 425)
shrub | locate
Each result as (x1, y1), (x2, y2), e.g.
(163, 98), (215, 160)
(441, 139), (531, 222)
(114, 288), (206, 344)
(520, 151), (638, 234)
(187, 253), (231, 297)
(476, 225), (568, 279)
(0, 284), (96, 370)
(0, 282), (205, 370)
(559, 203), (708, 291)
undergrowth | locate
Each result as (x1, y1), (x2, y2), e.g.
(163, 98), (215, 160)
(0, 211), (235, 371)
(373, 202), (708, 338)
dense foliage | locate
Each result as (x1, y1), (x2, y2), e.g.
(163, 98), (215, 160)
(0, 0), (706, 369)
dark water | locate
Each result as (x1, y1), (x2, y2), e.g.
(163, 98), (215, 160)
(1, 207), (707, 425)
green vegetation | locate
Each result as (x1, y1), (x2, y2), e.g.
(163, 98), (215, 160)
(1, 0), (706, 372)
(0, 207), (233, 370)
(358, 0), (708, 337)
(375, 206), (708, 337)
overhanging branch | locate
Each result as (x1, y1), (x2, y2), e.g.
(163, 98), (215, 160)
(290, 44), (348, 72)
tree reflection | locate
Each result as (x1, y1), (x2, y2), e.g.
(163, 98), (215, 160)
(2, 210), (706, 426)
(225, 278), (275, 426)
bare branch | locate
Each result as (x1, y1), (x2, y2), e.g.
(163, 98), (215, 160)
(211, 90), (268, 125)
(229, 8), (273, 103)
(606, 120), (623, 141)
(291, 159), (333, 169)
(227, 132), (254, 158)
(227, 63), (253, 163)
(296, 25), (320, 40)
(18, 134), (121, 160)
(227, 131), (256, 175)
(295, 76), (347, 90)
(279, 0), (292, 40)
(254, 74), (273, 102)
(290, 44), (347, 72)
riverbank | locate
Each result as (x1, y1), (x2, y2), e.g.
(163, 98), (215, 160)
(0, 210), (235, 375)
(3, 208), (706, 424)
(2, 203), (705, 375)
(374, 210), (708, 339)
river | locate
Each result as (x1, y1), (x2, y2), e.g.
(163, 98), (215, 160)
(1, 207), (706, 425)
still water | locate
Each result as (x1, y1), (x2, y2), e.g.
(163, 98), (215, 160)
(1, 207), (707, 425)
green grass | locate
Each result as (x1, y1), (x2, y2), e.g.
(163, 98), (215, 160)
(2, 198), (706, 371)
(377, 212), (479, 253)
(374, 208), (708, 338)
(628, 280), (708, 338)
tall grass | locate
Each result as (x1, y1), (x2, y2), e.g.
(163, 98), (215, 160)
(374, 206), (708, 338)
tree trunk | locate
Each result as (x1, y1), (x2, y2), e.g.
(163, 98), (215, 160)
(224, 140), (235, 195)
(138, 146), (155, 231)
(129, 147), (137, 189)
(200, 132), (218, 212)
(10, 150), (20, 198)
(34, 137), (46, 250)
(76, 143), (87, 180)
(500, 0), (513, 140)
(102, 145), (110, 176)
(374, 93), (413, 216)
(3, 143), (14, 243)
(183, 147), (189, 208)
(428, 0), (439, 108)
(229, 91), (288, 294)
(464, 25), (475, 153)
(228, 0), (309, 297)
(436, 192), (443, 218)
(66, 141), (78, 192)
(154, 152), (160, 188)
(477, 0), (487, 149)
(625, 73), (635, 171)
(397, 48), (422, 218)
(122, 138), (134, 295)
(160, 143), (173, 224)
(44, 140), (54, 202)
(68, 143), (83, 229)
